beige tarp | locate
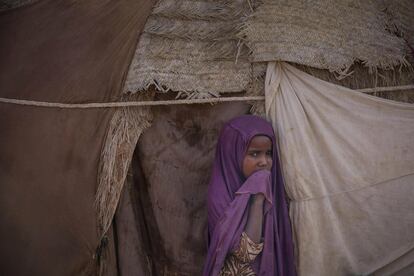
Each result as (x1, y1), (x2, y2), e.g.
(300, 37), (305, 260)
(265, 62), (414, 275)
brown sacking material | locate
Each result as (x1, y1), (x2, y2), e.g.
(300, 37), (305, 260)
(0, 0), (155, 275)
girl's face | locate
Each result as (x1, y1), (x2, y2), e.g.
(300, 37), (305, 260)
(242, 135), (273, 178)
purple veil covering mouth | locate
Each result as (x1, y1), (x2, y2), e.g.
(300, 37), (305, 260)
(203, 115), (296, 276)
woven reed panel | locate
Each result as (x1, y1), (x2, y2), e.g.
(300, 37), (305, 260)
(383, 0), (414, 52)
(124, 0), (253, 97)
(241, 0), (409, 73)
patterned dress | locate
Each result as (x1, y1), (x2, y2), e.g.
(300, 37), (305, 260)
(220, 232), (264, 276)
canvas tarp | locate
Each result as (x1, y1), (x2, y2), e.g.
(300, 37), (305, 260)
(265, 62), (414, 275)
(0, 0), (155, 275)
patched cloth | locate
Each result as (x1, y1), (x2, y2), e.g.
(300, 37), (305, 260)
(220, 232), (264, 276)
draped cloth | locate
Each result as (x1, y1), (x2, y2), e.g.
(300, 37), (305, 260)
(265, 62), (414, 275)
(203, 115), (296, 276)
(0, 1), (155, 275)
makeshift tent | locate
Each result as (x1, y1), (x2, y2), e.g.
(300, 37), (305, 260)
(0, 0), (413, 275)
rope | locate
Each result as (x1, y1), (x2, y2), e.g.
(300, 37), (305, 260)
(358, 85), (414, 93)
(0, 96), (265, 108)
(0, 85), (413, 109)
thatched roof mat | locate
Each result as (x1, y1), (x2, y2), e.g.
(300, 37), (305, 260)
(240, 0), (410, 73)
(124, 0), (253, 98)
(383, 0), (414, 52)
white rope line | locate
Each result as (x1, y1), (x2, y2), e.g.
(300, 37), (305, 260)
(0, 96), (265, 108)
(0, 85), (413, 109)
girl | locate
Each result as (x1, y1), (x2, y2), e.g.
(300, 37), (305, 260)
(203, 115), (296, 276)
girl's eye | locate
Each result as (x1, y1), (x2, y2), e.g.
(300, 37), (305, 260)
(266, 151), (272, 156)
(249, 151), (259, 157)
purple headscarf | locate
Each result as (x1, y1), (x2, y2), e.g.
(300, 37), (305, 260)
(203, 115), (296, 276)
